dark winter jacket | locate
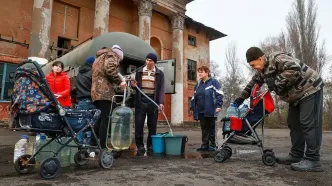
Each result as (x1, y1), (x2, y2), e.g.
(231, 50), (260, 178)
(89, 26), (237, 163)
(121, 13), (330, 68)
(46, 71), (71, 107)
(134, 65), (165, 107)
(240, 51), (323, 105)
(190, 78), (223, 120)
(76, 63), (93, 100)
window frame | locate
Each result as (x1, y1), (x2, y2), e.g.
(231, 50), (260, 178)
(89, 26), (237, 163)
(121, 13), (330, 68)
(187, 59), (197, 81)
(188, 35), (197, 47)
(0, 62), (17, 101)
(188, 97), (192, 115)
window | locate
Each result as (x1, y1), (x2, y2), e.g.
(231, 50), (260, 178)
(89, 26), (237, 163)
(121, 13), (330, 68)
(0, 62), (17, 101)
(188, 35), (196, 46)
(57, 37), (71, 57)
(188, 59), (197, 81)
(188, 97), (192, 115)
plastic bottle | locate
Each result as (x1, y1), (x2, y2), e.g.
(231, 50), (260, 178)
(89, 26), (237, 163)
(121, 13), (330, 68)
(224, 103), (240, 132)
(239, 104), (249, 117)
(34, 133), (47, 166)
(59, 137), (71, 167)
(13, 135), (29, 162)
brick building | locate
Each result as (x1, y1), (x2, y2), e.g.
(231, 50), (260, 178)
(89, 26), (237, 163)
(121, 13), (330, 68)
(0, 0), (225, 125)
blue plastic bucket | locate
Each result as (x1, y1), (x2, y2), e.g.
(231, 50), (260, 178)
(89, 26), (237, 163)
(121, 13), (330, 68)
(151, 133), (166, 153)
(164, 134), (186, 155)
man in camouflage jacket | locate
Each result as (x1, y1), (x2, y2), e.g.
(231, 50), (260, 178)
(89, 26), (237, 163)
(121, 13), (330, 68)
(234, 47), (324, 172)
(90, 46), (127, 148)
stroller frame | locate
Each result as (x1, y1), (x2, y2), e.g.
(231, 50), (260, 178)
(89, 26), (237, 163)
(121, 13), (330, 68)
(215, 86), (277, 166)
(12, 60), (114, 179)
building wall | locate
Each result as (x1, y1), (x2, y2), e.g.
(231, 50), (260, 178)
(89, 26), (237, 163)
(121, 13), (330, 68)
(0, 0), (33, 58)
(183, 25), (210, 121)
(0, 0), (213, 123)
(150, 10), (173, 121)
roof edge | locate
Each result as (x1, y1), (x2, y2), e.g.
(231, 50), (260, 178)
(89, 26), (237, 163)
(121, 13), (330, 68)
(184, 16), (227, 41)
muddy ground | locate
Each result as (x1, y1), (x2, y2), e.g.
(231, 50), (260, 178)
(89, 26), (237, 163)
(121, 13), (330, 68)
(0, 127), (331, 186)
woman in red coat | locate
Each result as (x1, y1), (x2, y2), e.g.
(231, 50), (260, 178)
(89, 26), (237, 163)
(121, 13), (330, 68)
(46, 61), (72, 108)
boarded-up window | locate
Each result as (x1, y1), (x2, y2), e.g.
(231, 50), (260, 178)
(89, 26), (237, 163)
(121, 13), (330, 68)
(51, 2), (79, 39)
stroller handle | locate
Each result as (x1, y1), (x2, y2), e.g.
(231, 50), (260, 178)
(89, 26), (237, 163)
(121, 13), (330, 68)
(18, 59), (46, 78)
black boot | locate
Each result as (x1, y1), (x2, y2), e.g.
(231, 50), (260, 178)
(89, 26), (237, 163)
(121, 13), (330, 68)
(291, 159), (323, 172)
(276, 154), (302, 165)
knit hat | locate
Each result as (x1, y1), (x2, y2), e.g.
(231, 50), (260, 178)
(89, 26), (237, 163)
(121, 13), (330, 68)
(146, 53), (157, 63)
(246, 47), (265, 62)
(85, 56), (95, 65)
(112, 45), (124, 61)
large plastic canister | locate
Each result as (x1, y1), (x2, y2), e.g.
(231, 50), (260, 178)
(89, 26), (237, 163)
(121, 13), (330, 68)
(110, 106), (134, 150)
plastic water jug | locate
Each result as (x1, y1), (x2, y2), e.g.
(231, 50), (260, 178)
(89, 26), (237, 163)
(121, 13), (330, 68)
(34, 133), (48, 166)
(224, 103), (240, 132)
(110, 106), (134, 150)
(239, 104), (249, 117)
(13, 135), (29, 162)
(58, 137), (72, 167)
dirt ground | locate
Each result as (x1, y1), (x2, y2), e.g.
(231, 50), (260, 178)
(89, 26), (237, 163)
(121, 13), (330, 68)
(0, 126), (331, 186)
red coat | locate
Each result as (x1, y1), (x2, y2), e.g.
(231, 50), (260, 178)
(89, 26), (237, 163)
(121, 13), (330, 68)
(46, 72), (72, 107)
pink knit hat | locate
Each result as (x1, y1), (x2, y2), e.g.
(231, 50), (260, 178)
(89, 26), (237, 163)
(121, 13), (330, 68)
(112, 45), (124, 61)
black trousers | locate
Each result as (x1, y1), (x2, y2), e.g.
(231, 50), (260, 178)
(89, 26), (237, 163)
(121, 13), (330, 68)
(287, 89), (323, 161)
(90, 100), (116, 149)
(199, 113), (216, 147)
(135, 97), (159, 147)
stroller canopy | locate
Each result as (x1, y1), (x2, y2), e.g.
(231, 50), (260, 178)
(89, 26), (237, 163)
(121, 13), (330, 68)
(11, 63), (54, 117)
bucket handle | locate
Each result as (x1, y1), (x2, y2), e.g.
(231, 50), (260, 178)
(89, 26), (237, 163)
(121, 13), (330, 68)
(158, 132), (169, 136)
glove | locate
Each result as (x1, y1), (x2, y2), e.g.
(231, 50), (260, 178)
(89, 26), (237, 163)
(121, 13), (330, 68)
(266, 78), (276, 91)
(234, 97), (244, 107)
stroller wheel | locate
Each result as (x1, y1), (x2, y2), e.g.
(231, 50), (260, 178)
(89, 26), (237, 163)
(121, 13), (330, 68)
(262, 151), (276, 166)
(74, 151), (89, 166)
(14, 154), (36, 174)
(98, 150), (114, 169)
(214, 150), (227, 163)
(39, 158), (61, 179)
(223, 146), (233, 158)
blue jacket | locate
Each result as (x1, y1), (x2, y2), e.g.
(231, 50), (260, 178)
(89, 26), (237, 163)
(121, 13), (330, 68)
(190, 78), (224, 120)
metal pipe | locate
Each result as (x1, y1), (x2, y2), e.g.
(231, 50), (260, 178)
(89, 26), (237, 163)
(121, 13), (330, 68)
(134, 84), (173, 136)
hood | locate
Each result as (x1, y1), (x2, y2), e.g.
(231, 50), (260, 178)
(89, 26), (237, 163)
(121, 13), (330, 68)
(79, 63), (92, 73)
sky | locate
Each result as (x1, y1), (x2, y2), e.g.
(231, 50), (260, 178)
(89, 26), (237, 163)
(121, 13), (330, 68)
(186, 0), (332, 77)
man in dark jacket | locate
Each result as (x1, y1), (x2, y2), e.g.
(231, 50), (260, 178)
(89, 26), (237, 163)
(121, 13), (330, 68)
(234, 47), (324, 172)
(76, 56), (96, 109)
(130, 53), (165, 152)
(75, 56), (96, 144)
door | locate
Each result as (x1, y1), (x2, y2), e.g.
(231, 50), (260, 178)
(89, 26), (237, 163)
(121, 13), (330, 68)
(155, 59), (176, 94)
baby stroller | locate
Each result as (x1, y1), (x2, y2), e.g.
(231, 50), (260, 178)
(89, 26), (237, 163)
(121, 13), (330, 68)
(10, 59), (114, 179)
(215, 83), (276, 166)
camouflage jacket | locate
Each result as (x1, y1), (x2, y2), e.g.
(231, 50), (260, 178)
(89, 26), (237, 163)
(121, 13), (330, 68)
(91, 49), (123, 102)
(240, 52), (323, 105)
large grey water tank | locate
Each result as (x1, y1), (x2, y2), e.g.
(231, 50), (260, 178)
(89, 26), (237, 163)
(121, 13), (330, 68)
(42, 32), (158, 74)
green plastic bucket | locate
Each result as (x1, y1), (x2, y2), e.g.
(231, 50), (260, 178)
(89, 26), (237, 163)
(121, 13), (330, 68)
(164, 134), (187, 155)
